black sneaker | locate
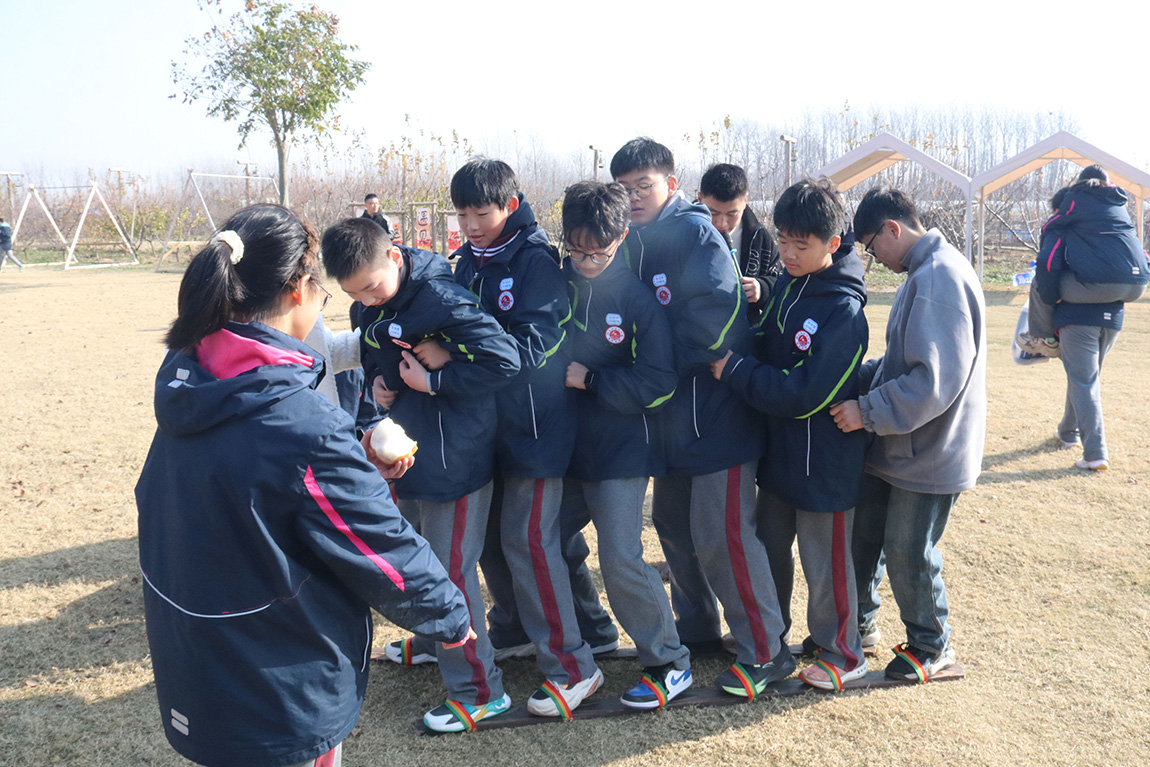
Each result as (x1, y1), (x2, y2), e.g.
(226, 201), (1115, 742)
(884, 643), (956, 682)
(716, 653), (797, 698)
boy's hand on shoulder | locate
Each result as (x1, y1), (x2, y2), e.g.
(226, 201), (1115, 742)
(372, 376), (397, 410)
(829, 400), (864, 432)
(566, 361), (589, 390)
(741, 276), (761, 303)
(413, 339), (450, 371)
(399, 351), (430, 393)
(710, 350), (734, 380)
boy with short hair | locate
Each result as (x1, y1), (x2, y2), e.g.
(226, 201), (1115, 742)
(711, 178), (869, 690)
(831, 185), (987, 681)
(611, 137), (792, 697)
(698, 163), (780, 321)
(360, 193), (395, 241)
(428, 157), (605, 716)
(321, 218), (520, 731)
(560, 180), (692, 707)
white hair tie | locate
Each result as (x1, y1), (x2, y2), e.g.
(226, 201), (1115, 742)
(213, 230), (245, 265)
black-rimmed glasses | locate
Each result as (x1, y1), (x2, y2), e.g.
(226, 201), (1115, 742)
(564, 237), (623, 265)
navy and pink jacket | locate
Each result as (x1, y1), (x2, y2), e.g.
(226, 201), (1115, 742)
(1036, 182), (1148, 331)
(136, 322), (470, 767)
(451, 196), (577, 478)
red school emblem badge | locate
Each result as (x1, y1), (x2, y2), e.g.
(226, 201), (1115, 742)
(605, 326), (626, 344)
(655, 286), (672, 305)
(498, 290), (515, 311)
(794, 329), (812, 351)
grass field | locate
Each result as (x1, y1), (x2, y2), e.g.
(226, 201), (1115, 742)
(1, 264), (1147, 766)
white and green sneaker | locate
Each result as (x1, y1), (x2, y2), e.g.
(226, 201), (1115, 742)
(423, 693), (511, 732)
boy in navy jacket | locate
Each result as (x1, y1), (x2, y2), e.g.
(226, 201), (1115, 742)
(560, 180), (692, 708)
(322, 218), (520, 732)
(611, 137), (790, 697)
(414, 158), (604, 717)
(713, 179), (869, 690)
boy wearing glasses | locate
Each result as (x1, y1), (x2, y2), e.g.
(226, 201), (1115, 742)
(830, 186), (986, 682)
(611, 137), (792, 698)
(321, 218), (522, 731)
(412, 157), (606, 719)
(711, 179), (869, 690)
(560, 181), (692, 707)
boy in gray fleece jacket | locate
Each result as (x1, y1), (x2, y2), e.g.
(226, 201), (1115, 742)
(830, 185), (986, 682)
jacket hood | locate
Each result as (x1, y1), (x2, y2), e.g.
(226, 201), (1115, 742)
(453, 194), (560, 268)
(153, 323), (322, 437)
(652, 191), (712, 227)
(389, 246), (453, 311)
(1074, 181), (1130, 208)
(803, 247), (867, 305)
(504, 195), (560, 266)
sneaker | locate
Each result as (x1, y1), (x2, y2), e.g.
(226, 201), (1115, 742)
(590, 638), (620, 656)
(491, 641), (534, 662)
(795, 635), (818, 659)
(423, 693), (511, 732)
(884, 643), (956, 682)
(527, 667), (604, 717)
(716, 654), (797, 698)
(1075, 457), (1109, 471)
(1016, 332), (1061, 358)
(800, 658), (869, 691)
(861, 626), (882, 652)
(1056, 432), (1081, 449)
(620, 664), (693, 709)
(382, 637), (436, 666)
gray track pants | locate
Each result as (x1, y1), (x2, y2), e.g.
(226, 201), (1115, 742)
(397, 482), (504, 705)
(499, 476), (598, 685)
(655, 461), (787, 665)
(1058, 324), (1120, 462)
(565, 477), (689, 670)
(758, 492), (864, 670)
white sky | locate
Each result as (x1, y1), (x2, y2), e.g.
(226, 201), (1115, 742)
(3, 0), (1149, 187)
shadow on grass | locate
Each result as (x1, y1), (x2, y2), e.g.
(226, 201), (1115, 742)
(0, 537), (148, 687)
(351, 653), (897, 765)
(977, 467), (1082, 484)
(0, 536), (137, 590)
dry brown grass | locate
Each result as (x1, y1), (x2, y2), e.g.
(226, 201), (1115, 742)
(1, 267), (1147, 766)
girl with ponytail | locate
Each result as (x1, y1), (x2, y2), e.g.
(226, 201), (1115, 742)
(136, 204), (472, 767)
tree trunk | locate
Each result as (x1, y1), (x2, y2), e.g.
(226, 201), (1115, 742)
(276, 138), (291, 208)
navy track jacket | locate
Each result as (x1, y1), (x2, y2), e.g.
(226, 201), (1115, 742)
(358, 246), (520, 502)
(622, 193), (766, 475)
(1036, 182), (1148, 331)
(136, 322), (470, 767)
(566, 254), (677, 481)
(451, 195), (577, 478)
(722, 249), (869, 512)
